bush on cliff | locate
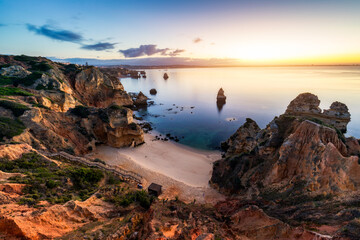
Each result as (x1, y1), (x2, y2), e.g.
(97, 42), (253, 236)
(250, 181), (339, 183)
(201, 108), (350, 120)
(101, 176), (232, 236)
(0, 87), (33, 96)
(0, 152), (107, 205)
(0, 75), (16, 85)
(0, 117), (26, 139)
(0, 100), (30, 117)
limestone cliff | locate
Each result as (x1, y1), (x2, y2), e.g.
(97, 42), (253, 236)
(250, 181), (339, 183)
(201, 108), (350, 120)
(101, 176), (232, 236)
(0, 55), (143, 154)
(211, 93), (360, 239)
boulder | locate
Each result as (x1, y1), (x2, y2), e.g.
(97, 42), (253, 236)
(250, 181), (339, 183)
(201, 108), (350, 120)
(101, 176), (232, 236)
(149, 88), (157, 95)
(134, 91), (148, 106)
(163, 73), (169, 80)
(0, 65), (31, 78)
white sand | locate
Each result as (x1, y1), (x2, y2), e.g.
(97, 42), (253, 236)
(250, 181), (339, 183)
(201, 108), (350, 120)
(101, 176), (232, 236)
(90, 133), (225, 203)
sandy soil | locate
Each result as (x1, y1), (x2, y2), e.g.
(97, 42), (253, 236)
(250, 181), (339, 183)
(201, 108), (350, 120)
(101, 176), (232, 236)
(90, 133), (225, 204)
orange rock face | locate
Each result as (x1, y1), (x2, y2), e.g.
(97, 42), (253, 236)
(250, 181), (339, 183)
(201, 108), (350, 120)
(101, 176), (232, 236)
(74, 67), (133, 108)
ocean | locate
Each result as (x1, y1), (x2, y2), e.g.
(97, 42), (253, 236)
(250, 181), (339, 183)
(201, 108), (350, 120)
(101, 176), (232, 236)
(120, 66), (360, 150)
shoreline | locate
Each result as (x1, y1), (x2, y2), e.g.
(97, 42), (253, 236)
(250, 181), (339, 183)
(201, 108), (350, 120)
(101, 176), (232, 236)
(89, 132), (224, 203)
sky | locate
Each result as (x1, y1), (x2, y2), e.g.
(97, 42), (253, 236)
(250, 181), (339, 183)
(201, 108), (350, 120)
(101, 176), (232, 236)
(0, 0), (359, 65)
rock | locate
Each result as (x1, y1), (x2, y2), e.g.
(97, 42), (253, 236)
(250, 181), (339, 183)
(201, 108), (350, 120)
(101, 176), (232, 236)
(286, 92), (321, 115)
(163, 73), (169, 80)
(0, 143), (33, 160)
(0, 65), (31, 78)
(211, 93), (360, 196)
(216, 88), (226, 102)
(149, 88), (157, 95)
(134, 91), (148, 106)
(221, 118), (260, 156)
(74, 67), (132, 108)
(285, 92), (350, 132)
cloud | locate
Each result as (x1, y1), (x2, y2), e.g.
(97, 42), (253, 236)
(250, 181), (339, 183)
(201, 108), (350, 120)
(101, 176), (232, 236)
(168, 49), (186, 57)
(81, 42), (116, 51)
(193, 37), (203, 43)
(26, 24), (83, 43)
(119, 44), (177, 58)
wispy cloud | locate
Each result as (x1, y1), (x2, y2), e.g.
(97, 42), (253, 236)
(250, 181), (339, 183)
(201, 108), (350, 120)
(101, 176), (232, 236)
(168, 49), (186, 57)
(193, 37), (203, 43)
(119, 44), (184, 58)
(27, 24), (83, 43)
(81, 42), (117, 51)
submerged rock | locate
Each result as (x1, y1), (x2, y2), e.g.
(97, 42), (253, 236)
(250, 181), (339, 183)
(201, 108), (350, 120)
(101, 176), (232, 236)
(149, 88), (157, 95)
(163, 72), (169, 80)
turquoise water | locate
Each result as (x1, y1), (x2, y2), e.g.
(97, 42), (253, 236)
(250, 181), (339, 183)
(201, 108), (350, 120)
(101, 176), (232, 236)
(121, 66), (360, 150)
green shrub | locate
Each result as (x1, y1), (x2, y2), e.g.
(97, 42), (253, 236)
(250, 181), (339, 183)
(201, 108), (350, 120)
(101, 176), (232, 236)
(0, 75), (15, 85)
(70, 106), (90, 118)
(69, 167), (104, 190)
(13, 55), (38, 62)
(0, 87), (33, 96)
(0, 100), (30, 117)
(13, 72), (42, 87)
(0, 117), (26, 139)
(35, 82), (54, 90)
(29, 62), (53, 72)
(32, 103), (50, 110)
(0, 152), (105, 206)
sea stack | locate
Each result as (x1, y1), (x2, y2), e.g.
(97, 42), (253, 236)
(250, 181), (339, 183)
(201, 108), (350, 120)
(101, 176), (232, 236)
(163, 73), (169, 80)
(217, 88), (226, 103)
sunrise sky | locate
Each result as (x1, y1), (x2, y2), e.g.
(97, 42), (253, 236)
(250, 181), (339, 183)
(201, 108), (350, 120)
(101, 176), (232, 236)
(0, 0), (359, 65)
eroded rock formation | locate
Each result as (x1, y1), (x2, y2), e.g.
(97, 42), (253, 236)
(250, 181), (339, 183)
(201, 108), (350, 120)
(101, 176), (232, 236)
(0, 55), (143, 154)
(210, 92), (360, 239)
(285, 92), (350, 132)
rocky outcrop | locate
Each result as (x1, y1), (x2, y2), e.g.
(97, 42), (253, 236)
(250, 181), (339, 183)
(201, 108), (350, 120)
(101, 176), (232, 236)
(74, 67), (133, 108)
(221, 118), (260, 157)
(216, 88), (226, 102)
(0, 55), (144, 155)
(134, 91), (148, 106)
(210, 93), (360, 239)
(211, 93), (360, 194)
(0, 65), (30, 78)
(211, 93), (358, 195)
(0, 143), (33, 160)
(285, 92), (350, 132)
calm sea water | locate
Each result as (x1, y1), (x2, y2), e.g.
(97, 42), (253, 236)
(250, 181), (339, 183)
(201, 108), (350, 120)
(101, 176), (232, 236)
(120, 66), (360, 150)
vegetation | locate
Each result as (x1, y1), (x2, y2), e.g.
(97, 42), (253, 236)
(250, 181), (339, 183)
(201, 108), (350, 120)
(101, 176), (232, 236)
(0, 75), (16, 86)
(70, 105), (90, 118)
(306, 117), (346, 143)
(13, 71), (43, 87)
(0, 87), (33, 96)
(29, 61), (53, 72)
(13, 55), (38, 62)
(106, 189), (154, 209)
(0, 117), (26, 139)
(32, 103), (50, 110)
(0, 100), (30, 117)
(0, 152), (106, 205)
(35, 82), (54, 90)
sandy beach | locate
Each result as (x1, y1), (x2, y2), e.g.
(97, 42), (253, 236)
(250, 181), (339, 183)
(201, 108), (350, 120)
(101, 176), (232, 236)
(89, 133), (224, 203)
